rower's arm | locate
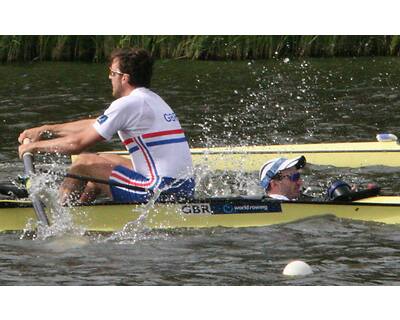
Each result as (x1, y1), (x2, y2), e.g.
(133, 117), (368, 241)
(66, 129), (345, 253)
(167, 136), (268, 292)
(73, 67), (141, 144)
(44, 119), (96, 136)
(18, 126), (104, 157)
(18, 119), (96, 144)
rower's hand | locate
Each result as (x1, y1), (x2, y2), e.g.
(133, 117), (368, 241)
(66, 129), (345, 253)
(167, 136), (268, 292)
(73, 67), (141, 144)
(18, 126), (45, 144)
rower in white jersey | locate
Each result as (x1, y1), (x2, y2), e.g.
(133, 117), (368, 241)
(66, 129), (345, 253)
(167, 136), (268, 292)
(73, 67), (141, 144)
(18, 48), (195, 204)
(93, 86), (194, 202)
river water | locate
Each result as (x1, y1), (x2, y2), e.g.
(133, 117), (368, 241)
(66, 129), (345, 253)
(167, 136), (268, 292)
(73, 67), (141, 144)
(0, 57), (400, 287)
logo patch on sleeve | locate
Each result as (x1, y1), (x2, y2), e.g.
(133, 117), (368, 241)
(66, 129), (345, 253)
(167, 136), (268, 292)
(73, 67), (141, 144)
(97, 115), (108, 125)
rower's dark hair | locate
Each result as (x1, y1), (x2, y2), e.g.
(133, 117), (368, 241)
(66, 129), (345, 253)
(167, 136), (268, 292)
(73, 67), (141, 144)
(110, 48), (154, 88)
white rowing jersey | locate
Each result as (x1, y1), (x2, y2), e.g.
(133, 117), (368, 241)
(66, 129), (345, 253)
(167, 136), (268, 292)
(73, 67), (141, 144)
(93, 87), (193, 184)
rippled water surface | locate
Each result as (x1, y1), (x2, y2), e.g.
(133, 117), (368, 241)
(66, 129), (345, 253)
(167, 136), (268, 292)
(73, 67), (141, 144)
(0, 57), (400, 285)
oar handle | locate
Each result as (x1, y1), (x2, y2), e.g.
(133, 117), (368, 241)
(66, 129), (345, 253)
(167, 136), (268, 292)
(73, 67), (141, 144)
(22, 138), (36, 179)
(21, 138), (50, 226)
(22, 138), (35, 178)
(23, 154), (35, 176)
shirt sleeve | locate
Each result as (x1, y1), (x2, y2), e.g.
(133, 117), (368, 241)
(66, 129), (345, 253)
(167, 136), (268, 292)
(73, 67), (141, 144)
(93, 97), (141, 141)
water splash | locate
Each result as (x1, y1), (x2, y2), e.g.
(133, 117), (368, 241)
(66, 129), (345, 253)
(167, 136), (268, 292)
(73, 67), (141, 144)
(194, 164), (262, 198)
(21, 163), (86, 240)
(103, 188), (166, 244)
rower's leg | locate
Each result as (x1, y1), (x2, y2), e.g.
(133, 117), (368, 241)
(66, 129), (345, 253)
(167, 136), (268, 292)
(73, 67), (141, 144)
(98, 153), (133, 169)
(79, 181), (100, 203)
(60, 153), (130, 204)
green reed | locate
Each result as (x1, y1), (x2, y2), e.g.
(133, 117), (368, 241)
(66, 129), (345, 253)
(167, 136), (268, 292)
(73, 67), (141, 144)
(0, 35), (399, 62)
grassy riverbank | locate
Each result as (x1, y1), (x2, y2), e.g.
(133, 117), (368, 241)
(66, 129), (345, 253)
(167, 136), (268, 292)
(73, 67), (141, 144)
(1, 35), (399, 62)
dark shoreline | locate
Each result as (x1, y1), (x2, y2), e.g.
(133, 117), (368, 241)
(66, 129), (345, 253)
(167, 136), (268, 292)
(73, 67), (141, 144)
(1, 35), (399, 63)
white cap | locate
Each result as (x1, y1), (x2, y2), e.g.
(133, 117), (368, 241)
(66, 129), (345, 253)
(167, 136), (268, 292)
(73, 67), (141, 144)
(259, 155), (306, 189)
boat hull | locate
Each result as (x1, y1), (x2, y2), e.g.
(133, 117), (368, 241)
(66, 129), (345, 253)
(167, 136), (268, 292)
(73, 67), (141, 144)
(1, 197), (400, 233)
(81, 140), (400, 171)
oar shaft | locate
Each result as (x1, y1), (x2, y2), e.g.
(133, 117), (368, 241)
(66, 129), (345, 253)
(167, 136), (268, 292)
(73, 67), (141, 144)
(63, 172), (148, 193)
(23, 152), (35, 174)
(22, 151), (50, 226)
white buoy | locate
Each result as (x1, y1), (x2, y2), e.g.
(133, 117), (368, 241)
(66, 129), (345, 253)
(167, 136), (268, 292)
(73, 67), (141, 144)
(283, 260), (313, 276)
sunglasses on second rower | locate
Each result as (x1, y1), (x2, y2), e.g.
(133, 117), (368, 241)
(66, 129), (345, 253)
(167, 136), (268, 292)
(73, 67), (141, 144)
(276, 172), (301, 182)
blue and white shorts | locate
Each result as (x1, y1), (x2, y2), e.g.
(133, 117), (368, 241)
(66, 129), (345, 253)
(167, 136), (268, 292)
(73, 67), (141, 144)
(109, 165), (195, 203)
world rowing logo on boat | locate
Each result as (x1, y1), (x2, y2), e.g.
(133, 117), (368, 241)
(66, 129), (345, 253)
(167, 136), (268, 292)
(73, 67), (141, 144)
(222, 204), (234, 213)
